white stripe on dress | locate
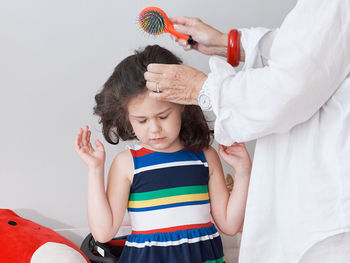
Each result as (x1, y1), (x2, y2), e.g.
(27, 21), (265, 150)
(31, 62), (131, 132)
(129, 203), (211, 231)
(134, 160), (208, 174)
(126, 232), (220, 248)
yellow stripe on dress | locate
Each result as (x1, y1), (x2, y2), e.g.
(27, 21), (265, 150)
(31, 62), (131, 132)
(128, 193), (209, 208)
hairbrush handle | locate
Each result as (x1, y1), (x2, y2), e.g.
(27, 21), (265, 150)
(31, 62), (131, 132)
(167, 26), (197, 46)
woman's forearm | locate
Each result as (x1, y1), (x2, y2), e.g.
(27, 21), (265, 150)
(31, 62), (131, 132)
(212, 33), (245, 62)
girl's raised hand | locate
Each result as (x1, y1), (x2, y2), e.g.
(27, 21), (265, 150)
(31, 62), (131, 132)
(74, 125), (106, 169)
(219, 143), (252, 175)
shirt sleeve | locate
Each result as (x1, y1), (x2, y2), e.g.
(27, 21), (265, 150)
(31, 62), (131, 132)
(207, 0), (350, 145)
(240, 27), (278, 68)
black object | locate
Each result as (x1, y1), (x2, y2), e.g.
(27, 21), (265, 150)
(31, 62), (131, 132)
(80, 233), (128, 263)
(8, 221), (17, 226)
(187, 35), (197, 45)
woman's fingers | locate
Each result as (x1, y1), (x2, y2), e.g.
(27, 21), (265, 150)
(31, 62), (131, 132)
(169, 16), (195, 49)
(145, 64), (207, 105)
(147, 82), (184, 103)
(145, 64), (189, 85)
(146, 81), (160, 93)
(144, 64), (176, 93)
(148, 89), (173, 101)
(169, 32), (191, 50)
(173, 24), (191, 35)
(146, 63), (174, 75)
(183, 44), (192, 51)
(144, 71), (163, 82)
(169, 16), (193, 26)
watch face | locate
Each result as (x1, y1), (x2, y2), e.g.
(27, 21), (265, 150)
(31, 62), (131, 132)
(198, 92), (211, 110)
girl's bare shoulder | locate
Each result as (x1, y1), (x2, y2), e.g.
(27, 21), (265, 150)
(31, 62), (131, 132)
(203, 145), (220, 162)
(109, 149), (134, 182)
(203, 146), (222, 176)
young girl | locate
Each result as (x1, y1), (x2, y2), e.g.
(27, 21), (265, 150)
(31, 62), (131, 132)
(75, 45), (251, 263)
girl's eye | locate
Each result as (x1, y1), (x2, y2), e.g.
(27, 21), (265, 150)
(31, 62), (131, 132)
(159, 115), (169, 120)
(138, 119), (147, 124)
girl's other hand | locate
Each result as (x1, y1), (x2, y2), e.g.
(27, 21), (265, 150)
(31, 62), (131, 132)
(219, 143), (252, 175)
(74, 125), (106, 169)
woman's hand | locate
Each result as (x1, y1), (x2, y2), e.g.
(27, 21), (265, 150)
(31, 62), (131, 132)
(74, 125), (106, 169)
(219, 143), (252, 175)
(169, 16), (228, 57)
(144, 64), (207, 105)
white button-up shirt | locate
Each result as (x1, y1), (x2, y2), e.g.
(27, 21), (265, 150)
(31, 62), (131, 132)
(204, 0), (350, 262)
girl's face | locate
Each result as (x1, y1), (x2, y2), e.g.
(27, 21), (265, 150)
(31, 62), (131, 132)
(127, 91), (183, 152)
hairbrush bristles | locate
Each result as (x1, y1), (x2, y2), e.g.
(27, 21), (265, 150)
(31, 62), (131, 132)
(138, 6), (197, 45)
(139, 9), (167, 36)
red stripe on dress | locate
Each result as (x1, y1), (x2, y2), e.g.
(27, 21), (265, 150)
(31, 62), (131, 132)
(131, 222), (213, 235)
(130, 147), (154, 157)
(108, 239), (126, 247)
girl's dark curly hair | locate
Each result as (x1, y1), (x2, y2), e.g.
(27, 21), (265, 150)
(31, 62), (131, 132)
(94, 45), (213, 150)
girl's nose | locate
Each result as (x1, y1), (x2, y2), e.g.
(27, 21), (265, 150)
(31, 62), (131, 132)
(149, 119), (161, 133)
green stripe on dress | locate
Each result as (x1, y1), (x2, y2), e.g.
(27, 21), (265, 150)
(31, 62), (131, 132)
(203, 256), (225, 263)
(129, 185), (208, 201)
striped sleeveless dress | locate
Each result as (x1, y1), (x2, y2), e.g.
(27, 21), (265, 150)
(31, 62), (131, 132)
(118, 145), (225, 263)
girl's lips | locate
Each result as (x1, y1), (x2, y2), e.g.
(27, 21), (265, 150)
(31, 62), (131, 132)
(151, 137), (165, 142)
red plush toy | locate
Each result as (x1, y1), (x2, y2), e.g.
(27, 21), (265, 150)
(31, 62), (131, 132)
(0, 209), (90, 263)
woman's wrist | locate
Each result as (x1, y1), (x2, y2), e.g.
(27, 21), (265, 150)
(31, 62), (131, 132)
(239, 32), (245, 62)
(192, 73), (208, 105)
(212, 33), (228, 57)
(227, 29), (241, 66)
(219, 31), (245, 62)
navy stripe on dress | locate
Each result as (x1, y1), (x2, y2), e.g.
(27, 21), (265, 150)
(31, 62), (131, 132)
(131, 165), (209, 193)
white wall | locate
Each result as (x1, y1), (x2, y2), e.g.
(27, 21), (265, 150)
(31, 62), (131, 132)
(0, 0), (296, 247)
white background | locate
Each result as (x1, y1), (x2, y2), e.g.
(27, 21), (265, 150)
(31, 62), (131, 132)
(0, 0), (296, 246)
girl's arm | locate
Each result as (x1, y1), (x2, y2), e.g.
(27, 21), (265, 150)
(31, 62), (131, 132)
(88, 150), (132, 242)
(75, 126), (133, 243)
(204, 144), (251, 236)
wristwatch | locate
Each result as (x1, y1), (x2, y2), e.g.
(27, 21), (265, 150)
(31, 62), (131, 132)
(197, 81), (212, 111)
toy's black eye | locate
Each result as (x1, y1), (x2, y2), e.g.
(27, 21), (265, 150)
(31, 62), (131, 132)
(8, 221), (17, 226)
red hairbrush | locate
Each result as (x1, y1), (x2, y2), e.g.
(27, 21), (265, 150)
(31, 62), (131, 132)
(138, 6), (196, 45)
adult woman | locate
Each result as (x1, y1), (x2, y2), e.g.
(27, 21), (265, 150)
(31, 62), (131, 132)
(144, 0), (350, 262)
